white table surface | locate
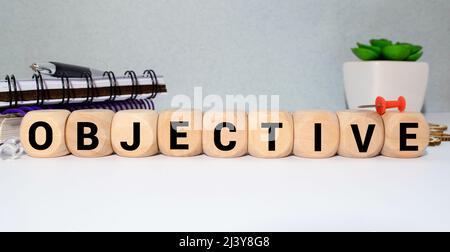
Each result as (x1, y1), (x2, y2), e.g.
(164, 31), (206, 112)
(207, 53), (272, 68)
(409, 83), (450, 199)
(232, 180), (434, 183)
(1, 113), (449, 232)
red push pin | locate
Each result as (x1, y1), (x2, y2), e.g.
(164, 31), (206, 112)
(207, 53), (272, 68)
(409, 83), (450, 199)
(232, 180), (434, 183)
(358, 96), (406, 115)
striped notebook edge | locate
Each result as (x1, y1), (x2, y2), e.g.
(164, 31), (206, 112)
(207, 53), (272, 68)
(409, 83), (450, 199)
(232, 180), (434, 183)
(0, 99), (155, 116)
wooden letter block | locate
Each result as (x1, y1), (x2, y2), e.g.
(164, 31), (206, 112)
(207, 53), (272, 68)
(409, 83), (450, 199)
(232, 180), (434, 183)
(66, 109), (115, 158)
(293, 110), (339, 158)
(20, 110), (71, 158)
(381, 112), (429, 158)
(158, 109), (203, 157)
(111, 110), (159, 158)
(337, 110), (384, 158)
(248, 111), (293, 158)
(203, 111), (247, 158)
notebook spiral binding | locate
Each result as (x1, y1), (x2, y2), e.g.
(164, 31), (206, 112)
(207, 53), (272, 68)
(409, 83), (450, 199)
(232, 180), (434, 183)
(82, 72), (95, 104)
(1, 99), (155, 117)
(60, 73), (71, 105)
(5, 75), (18, 107)
(32, 71), (45, 106)
(125, 70), (139, 100)
(103, 71), (118, 102)
(3, 68), (161, 107)
(144, 69), (158, 99)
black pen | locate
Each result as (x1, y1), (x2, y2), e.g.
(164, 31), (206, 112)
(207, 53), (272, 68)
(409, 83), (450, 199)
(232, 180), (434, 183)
(30, 62), (104, 78)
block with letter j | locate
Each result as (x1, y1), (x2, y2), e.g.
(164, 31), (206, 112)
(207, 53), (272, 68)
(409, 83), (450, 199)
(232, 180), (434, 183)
(111, 110), (159, 158)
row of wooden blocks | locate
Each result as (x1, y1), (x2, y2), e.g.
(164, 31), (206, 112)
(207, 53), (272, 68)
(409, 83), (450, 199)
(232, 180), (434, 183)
(20, 109), (429, 159)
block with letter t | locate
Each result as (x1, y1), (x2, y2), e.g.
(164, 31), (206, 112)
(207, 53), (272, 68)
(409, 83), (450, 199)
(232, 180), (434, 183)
(248, 110), (293, 158)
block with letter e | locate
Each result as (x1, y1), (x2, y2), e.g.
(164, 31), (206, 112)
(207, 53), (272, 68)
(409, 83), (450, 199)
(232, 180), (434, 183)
(248, 110), (293, 158)
(382, 112), (429, 158)
(65, 109), (115, 158)
(158, 109), (203, 157)
(20, 110), (71, 158)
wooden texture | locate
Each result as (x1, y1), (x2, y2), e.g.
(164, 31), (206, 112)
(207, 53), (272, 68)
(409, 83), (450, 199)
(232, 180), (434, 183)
(158, 109), (203, 157)
(21, 109), (430, 159)
(20, 110), (71, 158)
(66, 109), (115, 158)
(111, 110), (159, 157)
(203, 111), (248, 158)
(293, 110), (339, 158)
(248, 111), (293, 158)
(381, 112), (429, 158)
(337, 110), (384, 158)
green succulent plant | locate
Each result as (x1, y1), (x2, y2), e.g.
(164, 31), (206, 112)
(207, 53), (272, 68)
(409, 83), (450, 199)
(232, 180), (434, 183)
(352, 38), (423, 61)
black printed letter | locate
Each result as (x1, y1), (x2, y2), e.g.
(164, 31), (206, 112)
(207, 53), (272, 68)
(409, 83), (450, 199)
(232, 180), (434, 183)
(351, 124), (375, 152)
(121, 122), (141, 151)
(314, 123), (322, 152)
(170, 121), (189, 150)
(29, 121), (53, 150)
(77, 122), (99, 150)
(261, 123), (283, 151)
(214, 122), (237, 151)
(400, 123), (419, 151)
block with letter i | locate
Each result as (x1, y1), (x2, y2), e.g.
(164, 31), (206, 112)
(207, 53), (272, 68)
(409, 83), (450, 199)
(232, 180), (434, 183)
(293, 110), (339, 158)
(158, 109), (203, 157)
(111, 110), (159, 158)
(20, 110), (71, 158)
(248, 111), (293, 158)
(203, 111), (247, 158)
(337, 110), (384, 158)
(381, 112), (429, 158)
(65, 109), (115, 158)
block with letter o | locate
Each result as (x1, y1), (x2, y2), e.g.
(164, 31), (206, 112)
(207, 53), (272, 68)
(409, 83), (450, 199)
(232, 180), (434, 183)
(20, 110), (71, 158)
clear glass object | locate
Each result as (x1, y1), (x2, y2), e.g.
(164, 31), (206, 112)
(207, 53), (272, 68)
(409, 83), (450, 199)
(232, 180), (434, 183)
(0, 138), (24, 160)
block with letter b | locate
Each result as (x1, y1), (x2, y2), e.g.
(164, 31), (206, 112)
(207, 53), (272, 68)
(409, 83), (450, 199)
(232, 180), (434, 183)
(66, 109), (115, 158)
(248, 110), (293, 158)
(382, 112), (429, 158)
(20, 110), (71, 158)
(203, 111), (247, 158)
(337, 110), (384, 158)
(293, 110), (339, 158)
(158, 109), (203, 157)
(111, 110), (159, 158)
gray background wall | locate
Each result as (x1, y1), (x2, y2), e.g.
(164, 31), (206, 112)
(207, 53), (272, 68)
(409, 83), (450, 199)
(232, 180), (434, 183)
(0, 0), (449, 112)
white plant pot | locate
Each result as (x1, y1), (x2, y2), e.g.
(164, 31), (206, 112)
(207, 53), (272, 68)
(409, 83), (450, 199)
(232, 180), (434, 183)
(343, 61), (429, 112)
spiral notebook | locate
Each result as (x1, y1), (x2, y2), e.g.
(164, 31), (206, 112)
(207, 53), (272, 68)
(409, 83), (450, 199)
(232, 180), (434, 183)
(0, 99), (156, 144)
(0, 69), (167, 108)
